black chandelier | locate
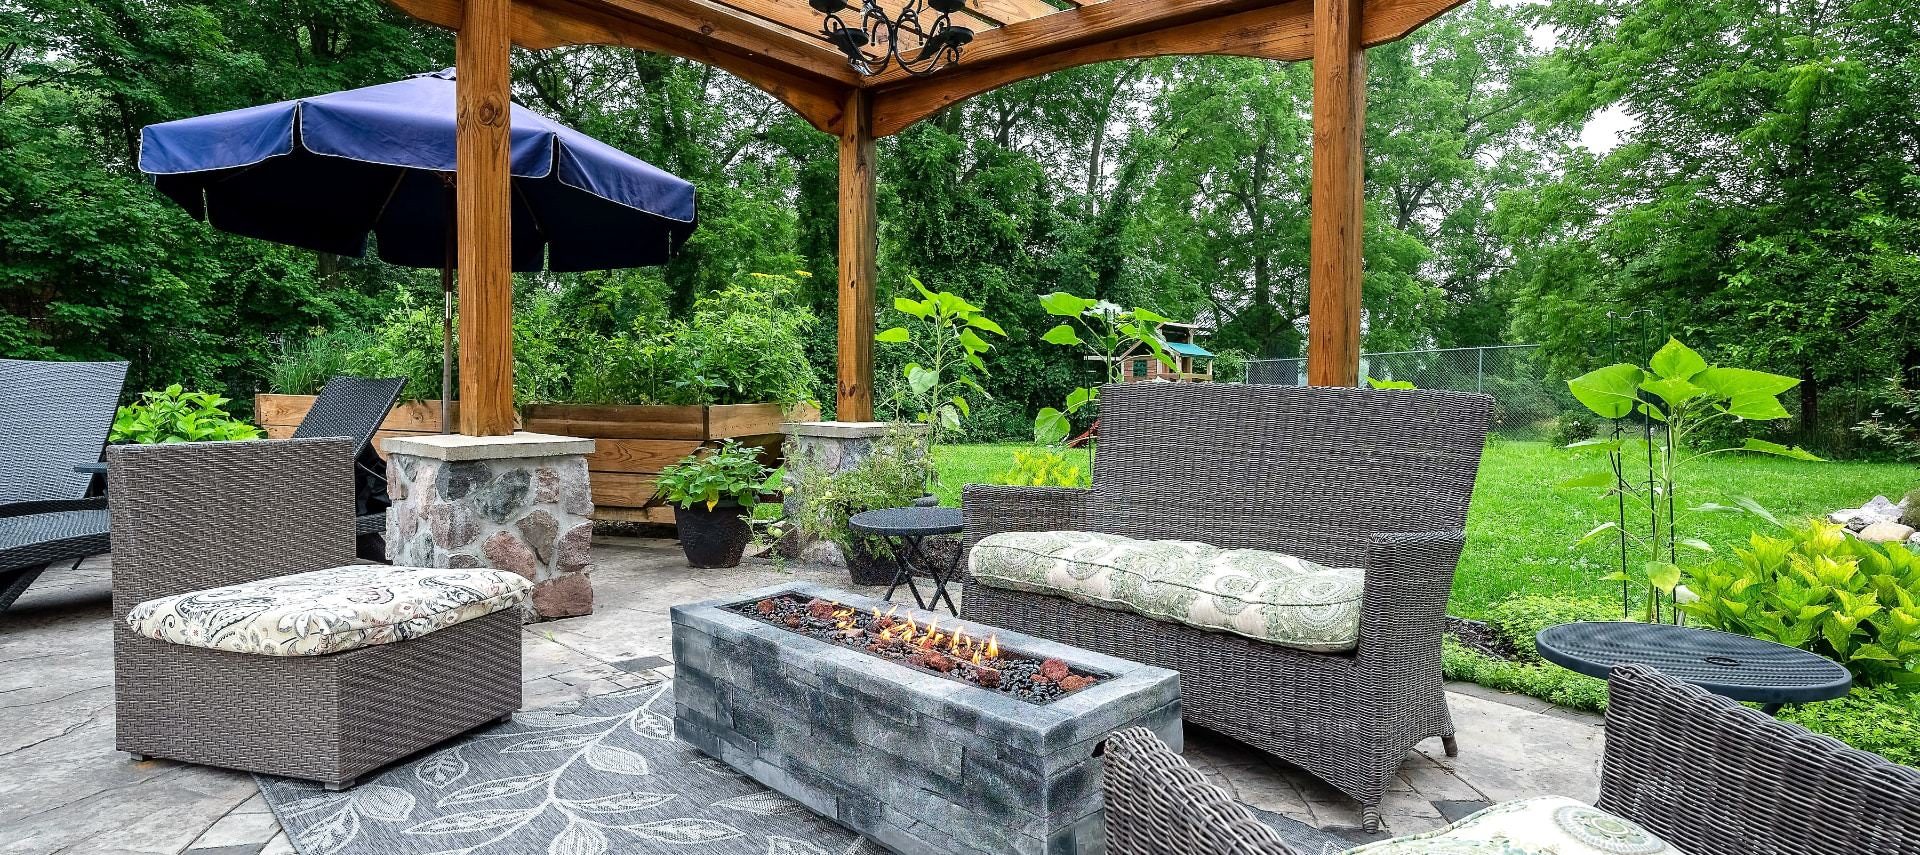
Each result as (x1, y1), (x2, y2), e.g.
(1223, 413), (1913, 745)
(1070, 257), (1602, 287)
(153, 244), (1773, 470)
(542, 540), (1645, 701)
(810, 0), (975, 76)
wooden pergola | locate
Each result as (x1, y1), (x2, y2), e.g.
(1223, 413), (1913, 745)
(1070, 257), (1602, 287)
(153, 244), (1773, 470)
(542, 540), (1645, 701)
(386, 0), (1465, 435)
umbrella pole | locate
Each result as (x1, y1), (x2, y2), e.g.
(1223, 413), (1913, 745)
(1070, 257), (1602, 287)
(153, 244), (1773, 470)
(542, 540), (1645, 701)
(441, 186), (456, 434)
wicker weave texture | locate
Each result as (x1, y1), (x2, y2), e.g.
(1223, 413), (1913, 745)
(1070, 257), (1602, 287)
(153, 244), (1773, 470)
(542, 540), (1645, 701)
(107, 438), (522, 787)
(1101, 665), (1920, 855)
(1102, 727), (1303, 855)
(1599, 664), (1920, 855)
(0, 358), (128, 506)
(962, 383), (1491, 822)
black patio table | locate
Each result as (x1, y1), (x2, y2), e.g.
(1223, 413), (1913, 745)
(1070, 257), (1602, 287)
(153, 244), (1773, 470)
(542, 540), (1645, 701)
(848, 506), (963, 616)
(1536, 621), (1852, 714)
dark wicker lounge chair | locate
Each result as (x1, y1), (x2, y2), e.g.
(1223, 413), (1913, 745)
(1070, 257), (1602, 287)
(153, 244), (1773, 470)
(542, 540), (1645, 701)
(1102, 664), (1920, 855)
(962, 383), (1493, 831)
(293, 376), (405, 561)
(0, 358), (129, 610)
(109, 437), (523, 788)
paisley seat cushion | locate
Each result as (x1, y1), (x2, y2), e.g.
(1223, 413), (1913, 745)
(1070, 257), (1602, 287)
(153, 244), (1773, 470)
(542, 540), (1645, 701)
(1344, 796), (1690, 854)
(126, 565), (532, 656)
(968, 530), (1363, 652)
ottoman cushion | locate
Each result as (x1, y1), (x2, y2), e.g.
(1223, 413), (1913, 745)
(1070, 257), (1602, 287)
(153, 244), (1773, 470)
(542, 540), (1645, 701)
(1344, 796), (1691, 854)
(968, 530), (1363, 652)
(126, 565), (531, 656)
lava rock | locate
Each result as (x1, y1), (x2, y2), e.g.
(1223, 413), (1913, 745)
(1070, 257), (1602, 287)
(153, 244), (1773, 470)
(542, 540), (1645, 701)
(1039, 658), (1070, 682)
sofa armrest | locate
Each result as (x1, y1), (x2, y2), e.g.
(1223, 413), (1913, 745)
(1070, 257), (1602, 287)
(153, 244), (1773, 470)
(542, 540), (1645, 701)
(960, 485), (1090, 550)
(1599, 663), (1920, 855)
(1355, 529), (1465, 673)
(1101, 727), (1304, 855)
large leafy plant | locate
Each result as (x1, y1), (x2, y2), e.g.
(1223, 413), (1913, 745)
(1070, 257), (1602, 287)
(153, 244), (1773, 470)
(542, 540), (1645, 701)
(1681, 522), (1920, 687)
(653, 440), (776, 511)
(1564, 338), (1819, 617)
(876, 278), (1004, 455)
(1030, 293), (1178, 445)
(111, 385), (265, 444)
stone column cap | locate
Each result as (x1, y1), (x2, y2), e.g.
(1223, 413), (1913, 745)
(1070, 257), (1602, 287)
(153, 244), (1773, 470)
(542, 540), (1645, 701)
(382, 431), (595, 461)
(781, 420), (924, 439)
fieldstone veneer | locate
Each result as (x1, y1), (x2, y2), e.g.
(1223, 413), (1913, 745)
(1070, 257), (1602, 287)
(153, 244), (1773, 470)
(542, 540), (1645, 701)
(672, 581), (1183, 855)
(383, 432), (596, 621)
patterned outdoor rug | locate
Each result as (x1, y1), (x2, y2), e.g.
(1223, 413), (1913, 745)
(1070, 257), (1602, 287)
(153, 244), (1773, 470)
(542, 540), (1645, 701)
(257, 680), (1348, 855)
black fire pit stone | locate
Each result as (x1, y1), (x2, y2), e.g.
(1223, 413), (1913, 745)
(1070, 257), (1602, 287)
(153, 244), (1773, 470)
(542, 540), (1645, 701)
(671, 581), (1182, 855)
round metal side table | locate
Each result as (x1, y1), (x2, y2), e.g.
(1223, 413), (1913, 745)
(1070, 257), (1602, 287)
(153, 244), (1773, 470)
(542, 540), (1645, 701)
(1536, 621), (1851, 714)
(848, 506), (963, 616)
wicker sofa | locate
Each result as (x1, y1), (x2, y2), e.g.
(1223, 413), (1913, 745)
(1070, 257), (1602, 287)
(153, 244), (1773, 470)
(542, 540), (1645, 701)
(1101, 664), (1920, 854)
(962, 383), (1493, 831)
(109, 437), (525, 788)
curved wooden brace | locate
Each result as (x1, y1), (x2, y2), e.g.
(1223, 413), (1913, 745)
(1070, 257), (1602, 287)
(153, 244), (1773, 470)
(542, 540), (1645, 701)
(869, 0), (1467, 137)
(388, 0), (855, 134)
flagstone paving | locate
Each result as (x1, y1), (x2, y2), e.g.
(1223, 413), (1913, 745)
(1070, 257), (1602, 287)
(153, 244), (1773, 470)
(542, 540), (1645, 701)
(0, 534), (1601, 854)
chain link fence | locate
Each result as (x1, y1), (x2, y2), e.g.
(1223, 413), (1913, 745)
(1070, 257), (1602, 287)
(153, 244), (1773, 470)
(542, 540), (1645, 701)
(1247, 345), (1577, 439)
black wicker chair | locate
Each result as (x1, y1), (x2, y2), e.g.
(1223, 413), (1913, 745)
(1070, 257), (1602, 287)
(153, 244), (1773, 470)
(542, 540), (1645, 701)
(0, 358), (129, 610)
(294, 376), (405, 562)
(1101, 665), (1920, 855)
(962, 383), (1493, 831)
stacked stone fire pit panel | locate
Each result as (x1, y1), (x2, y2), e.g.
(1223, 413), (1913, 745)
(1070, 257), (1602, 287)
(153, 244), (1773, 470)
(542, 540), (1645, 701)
(672, 581), (1182, 855)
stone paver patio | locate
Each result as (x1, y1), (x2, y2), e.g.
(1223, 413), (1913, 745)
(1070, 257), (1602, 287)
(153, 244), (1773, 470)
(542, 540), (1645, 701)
(0, 534), (1601, 854)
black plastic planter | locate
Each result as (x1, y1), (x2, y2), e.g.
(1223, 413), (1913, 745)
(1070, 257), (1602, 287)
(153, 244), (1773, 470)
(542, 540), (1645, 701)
(674, 500), (752, 569)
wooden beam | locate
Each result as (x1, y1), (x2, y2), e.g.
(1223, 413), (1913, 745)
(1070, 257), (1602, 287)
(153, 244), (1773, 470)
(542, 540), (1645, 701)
(869, 0), (1464, 135)
(1306, 0), (1365, 387)
(388, 0), (855, 132)
(456, 0), (517, 435)
(836, 88), (877, 422)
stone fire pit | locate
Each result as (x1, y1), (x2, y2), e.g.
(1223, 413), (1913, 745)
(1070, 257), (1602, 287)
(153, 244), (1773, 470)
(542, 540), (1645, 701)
(671, 581), (1182, 855)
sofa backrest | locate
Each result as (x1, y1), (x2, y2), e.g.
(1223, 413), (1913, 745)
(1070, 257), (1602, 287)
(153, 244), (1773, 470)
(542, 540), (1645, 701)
(1088, 383), (1492, 566)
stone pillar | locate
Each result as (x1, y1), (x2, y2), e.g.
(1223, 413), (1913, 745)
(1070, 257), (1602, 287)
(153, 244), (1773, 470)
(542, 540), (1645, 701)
(780, 421), (901, 519)
(383, 432), (596, 621)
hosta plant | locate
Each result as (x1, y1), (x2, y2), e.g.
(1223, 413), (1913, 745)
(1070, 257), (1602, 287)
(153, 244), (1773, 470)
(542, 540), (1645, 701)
(110, 385), (265, 444)
(653, 440), (776, 511)
(1679, 522), (1920, 687)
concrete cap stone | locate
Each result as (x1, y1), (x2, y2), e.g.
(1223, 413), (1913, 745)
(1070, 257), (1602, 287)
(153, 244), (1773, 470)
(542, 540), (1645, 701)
(780, 421), (923, 439)
(381, 431), (595, 461)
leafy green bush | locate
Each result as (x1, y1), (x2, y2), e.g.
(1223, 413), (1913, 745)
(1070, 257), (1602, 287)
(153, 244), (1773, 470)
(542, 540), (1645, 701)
(353, 290), (446, 401)
(567, 274), (819, 407)
(1681, 522), (1920, 687)
(1853, 375), (1920, 462)
(1485, 594), (1620, 660)
(269, 327), (372, 396)
(111, 385), (265, 444)
(992, 448), (1089, 488)
(790, 429), (931, 552)
(1441, 638), (1611, 712)
(654, 439), (775, 511)
(1779, 684), (1920, 767)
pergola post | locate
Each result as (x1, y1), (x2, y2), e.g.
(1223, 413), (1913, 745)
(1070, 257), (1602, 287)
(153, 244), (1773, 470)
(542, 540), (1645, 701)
(454, 0), (517, 436)
(836, 88), (878, 422)
(1307, 0), (1367, 387)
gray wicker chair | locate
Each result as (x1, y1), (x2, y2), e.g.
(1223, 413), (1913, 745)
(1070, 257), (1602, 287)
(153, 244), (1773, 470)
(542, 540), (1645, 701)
(0, 358), (129, 610)
(962, 383), (1493, 831)
(109, 437), (522, 788)
(1102, 664), (1920, 855)
(292, 375), (405, 561)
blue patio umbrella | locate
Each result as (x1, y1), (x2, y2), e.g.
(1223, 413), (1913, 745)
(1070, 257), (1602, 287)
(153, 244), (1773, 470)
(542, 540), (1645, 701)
(139, 69), (697, 428)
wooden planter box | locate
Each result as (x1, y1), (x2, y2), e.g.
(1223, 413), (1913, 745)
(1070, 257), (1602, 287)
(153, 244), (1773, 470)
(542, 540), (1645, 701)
(259, 394), (815, 525)
(522, 402), (815, 524)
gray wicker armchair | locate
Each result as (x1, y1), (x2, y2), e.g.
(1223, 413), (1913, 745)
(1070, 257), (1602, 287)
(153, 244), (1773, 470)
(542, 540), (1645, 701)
(1101, 665), (1920, 855)
(109, 438), (522, 788)
(1, 358), (128, 610)
(963, 383), (1492, 831)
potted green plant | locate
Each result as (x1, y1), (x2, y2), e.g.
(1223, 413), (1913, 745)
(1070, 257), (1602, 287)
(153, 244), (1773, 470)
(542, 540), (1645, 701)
(791, 428), (935, 584)
(654, 439), (776, 569)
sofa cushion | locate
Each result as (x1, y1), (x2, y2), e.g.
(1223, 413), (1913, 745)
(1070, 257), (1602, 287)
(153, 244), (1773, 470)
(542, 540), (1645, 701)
(1344, 796), (1690, 855)
(126, 565), (532, 656)
(968, 530), (1363, 652)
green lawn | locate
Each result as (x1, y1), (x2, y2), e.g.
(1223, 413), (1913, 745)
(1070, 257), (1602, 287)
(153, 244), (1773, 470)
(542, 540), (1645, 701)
(931, 441), (1920, 620)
